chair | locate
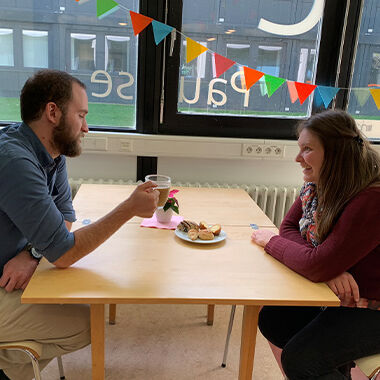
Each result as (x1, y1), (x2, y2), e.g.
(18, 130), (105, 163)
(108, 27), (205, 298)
(0, 341), (65, 380)
(355, 354), (380, 380)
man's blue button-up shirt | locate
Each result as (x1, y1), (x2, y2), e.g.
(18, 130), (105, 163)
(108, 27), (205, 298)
(0, 122), (76, 274)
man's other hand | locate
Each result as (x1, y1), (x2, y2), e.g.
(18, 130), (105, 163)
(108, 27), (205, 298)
(126, 181), (159, 218)
(0, 251), (39, 292)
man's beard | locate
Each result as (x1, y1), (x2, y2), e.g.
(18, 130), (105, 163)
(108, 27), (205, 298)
(52, 113), (82, 157)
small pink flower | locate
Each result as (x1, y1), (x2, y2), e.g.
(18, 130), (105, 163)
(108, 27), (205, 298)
(169, 189), (179, 198)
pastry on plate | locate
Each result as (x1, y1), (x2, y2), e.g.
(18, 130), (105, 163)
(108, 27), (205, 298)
(177, 220), (199, 232)
(210, 224), (221, 236)
(187, 229), (199, 241)
(198, 229), (214, 240)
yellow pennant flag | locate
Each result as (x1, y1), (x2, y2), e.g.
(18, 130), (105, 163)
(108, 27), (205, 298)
(369, 89), (380, 110)
(186, 38), (208, 63)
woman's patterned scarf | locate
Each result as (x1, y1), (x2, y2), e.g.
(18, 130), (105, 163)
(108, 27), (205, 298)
(299, 182), (318, 247)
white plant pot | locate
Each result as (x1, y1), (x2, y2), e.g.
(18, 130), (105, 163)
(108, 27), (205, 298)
(155, 207), (173, 223)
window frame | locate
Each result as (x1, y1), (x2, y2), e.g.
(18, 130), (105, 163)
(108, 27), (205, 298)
(155, 0), (352, 140)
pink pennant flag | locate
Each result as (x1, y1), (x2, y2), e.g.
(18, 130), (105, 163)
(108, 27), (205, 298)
(213, 53), (235, 78)
(294, 82), (317, 105)
(287, 81), (299, 103)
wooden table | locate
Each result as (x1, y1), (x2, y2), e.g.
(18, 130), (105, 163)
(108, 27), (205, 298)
(22, 185), (339, 380)
(72, 184), (276, 227)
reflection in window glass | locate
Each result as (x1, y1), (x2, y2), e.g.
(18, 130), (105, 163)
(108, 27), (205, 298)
(178, 0), (323, 118)
(180, 40), (207, 78)
(257, 46), (282, 77)
(23, 30), (48, 68)
(347, 0), (380, 139)
(0, 28), (14, 66)
(105, 35), (130, 72)
(0, 3), (138, 129)
(71, 33), (96, 71)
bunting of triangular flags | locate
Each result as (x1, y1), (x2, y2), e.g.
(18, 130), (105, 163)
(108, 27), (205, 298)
(352, 88), (371, 107)
(294, 82), (317, 105)
(151, 20), (174, 45)
(264, 75), (286, 98)
(243, 67), (264, 90)
(287, 81), (299, 103)
(315, 86), (340, 108)
(186, 38), (208, 63)
(130, 10), (153, 36)
(89, 1), (380, 109)
(369, 89), (380, 110)
(214, 53), (235, 78)
(97, 0), (119, 18)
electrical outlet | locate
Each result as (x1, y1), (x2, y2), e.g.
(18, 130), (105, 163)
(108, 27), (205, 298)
(242, 143), (284, 158)
(242, 144), (264, 156)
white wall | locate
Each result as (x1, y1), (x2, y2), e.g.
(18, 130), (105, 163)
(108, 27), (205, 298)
(67, 131), (379, 187)
(158, 157), (302, 186)
(66, 132), (303, 186)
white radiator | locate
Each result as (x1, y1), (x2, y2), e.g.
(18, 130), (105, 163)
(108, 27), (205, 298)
(69, 178), (300, 227)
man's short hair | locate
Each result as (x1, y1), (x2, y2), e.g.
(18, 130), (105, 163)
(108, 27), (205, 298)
(20, 69), (86, 124)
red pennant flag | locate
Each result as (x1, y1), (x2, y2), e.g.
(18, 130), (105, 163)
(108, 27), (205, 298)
(243, 67), (264, 90)
(214, 53), (235, 78)
(294, 82), (317, 105)
(130, 11), (153, 36)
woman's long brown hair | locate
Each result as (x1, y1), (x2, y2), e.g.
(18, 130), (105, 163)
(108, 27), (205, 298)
(297, 110), (380, 242)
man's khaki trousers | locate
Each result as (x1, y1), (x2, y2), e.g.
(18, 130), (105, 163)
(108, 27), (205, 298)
(0, 288), (90, 379)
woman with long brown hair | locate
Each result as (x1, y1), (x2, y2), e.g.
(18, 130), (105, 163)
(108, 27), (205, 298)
(251, 109), (380, 379)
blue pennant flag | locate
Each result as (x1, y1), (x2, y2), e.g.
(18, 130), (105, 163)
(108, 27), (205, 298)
(151, 20), (174, 45)
(315, 86), (340, 108)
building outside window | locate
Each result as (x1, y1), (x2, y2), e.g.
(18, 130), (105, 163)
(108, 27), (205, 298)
(0, 28), (14, 67)
(23, 30), (48, 68)
(71, 33), (96, 71)
(105, 35), (130, 73)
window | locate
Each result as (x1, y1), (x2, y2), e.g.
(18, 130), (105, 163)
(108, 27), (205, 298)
(0, 1), (378, 140)
(71, 33), (96, 71)
(105, 35), (131, 73)
(160, 0), (343, 139)
(0, 28), (14, 67)
(0, 2), (139, 129)
(23, 30), (48, 68)
(347, 0), (380, 139)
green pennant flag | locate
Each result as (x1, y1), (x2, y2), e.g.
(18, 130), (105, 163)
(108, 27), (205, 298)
(264, 75), (286, 97)
(97, 0), (119, 19)
(352, 88), (371, 107)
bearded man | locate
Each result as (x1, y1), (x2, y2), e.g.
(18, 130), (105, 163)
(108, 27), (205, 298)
(0, 70), (159, 380)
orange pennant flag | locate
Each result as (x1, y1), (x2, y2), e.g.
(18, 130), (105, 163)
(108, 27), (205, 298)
(294, 82), (317, 105)
(243, 67), (264, 90)
(369, 89), (380, 110)
(287, 81), (299, 103)
(186, 38), (208, 63)
(130, 11), (153, 36)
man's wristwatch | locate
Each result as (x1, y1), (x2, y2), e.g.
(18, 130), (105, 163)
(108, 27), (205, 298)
(23, 243), (43, 260)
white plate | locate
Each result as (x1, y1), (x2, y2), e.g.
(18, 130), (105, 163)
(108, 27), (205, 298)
(175, 229), (227, 244)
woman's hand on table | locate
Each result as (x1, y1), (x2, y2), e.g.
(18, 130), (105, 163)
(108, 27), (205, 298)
(251, 230), (278, 248)
(326, 272), (360, 306)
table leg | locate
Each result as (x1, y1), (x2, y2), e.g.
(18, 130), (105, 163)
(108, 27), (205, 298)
(207, 304), (215, 325)
(109, 304), (117, 325)
(238, 305), (260, 380)
(91, 304), (105, 380)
